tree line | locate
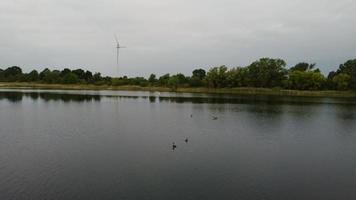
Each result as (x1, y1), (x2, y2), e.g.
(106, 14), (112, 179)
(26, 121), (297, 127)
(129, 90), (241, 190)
(1, 58), (356, 90)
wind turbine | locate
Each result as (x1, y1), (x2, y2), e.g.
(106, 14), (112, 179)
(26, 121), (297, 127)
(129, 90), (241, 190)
(114, 34), (126, 77)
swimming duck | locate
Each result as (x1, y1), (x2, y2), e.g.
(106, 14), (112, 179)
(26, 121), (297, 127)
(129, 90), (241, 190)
(172, 142), (177, 150)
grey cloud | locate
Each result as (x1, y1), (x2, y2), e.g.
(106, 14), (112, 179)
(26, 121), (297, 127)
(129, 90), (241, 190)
(0, 0), (355, 77)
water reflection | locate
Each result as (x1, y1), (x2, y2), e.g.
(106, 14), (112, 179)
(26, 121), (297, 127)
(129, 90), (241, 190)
(0, 92), (23, 102)
(1, 90), (356, 107)
(0, 91), (101, 103)
(1, 89), (356, 200)
(335, 105), (356, 120)
(156, 95), (356, 106)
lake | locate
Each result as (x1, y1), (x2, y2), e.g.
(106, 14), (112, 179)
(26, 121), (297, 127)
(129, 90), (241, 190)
(0, 89), (356, 200)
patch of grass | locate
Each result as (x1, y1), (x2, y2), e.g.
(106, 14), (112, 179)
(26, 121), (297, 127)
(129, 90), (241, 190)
(1, 82), (356, 98)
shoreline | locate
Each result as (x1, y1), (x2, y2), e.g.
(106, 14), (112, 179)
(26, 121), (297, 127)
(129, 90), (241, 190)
(1, 82), (356, 98)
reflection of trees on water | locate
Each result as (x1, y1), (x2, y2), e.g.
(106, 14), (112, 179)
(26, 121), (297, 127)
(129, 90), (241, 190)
(0, 92), (23, 102)
(154, 96), (327, 105)
(0, 92), (101, 103)
(116, 96), (271, 104)
(149, 96), (156, 103)
(335, 105), (356, 120)
(2, 91), (356, 107)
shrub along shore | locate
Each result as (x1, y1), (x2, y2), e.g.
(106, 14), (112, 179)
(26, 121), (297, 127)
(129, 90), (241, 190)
(1, 58), (356, 97)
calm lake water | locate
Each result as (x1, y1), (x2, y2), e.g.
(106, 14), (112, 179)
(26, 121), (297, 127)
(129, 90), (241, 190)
(0, 89), (356, 200)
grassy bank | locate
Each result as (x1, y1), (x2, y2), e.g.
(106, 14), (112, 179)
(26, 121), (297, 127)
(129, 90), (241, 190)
(1, 82), (356, 98)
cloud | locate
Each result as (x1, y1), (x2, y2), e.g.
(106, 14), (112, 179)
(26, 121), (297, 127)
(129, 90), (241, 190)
(0, 0), (355, 76)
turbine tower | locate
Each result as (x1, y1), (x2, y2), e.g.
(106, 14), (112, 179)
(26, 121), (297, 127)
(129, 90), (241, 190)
(114, 34), (125, 77)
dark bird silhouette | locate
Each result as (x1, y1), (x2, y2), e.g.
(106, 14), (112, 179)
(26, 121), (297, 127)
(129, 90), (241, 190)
(172, 142), (177, 150)
(185, 138), (188, 143)
(190, 114), (193, 118)
(212, 116), (218, 120)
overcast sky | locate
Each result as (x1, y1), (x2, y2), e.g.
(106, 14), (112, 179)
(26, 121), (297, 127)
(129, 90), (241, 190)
(0, 0), (355, 77)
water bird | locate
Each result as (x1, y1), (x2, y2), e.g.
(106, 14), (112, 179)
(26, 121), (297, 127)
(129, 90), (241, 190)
(190, 114), (193, 118)
(172, 142), (177, 150)
(185, 138), (188, 143)
(212, 116), (218, 120)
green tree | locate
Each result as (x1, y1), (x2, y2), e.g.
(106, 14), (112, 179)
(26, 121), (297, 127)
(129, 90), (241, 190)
(192, 69), (206, 80)
(130, 77), (148, 86)
(325, 71), (337, 90)
(0, 69), (4, 80)
(158, 74), (170, 86)
(72, 69), (86, 80)
(166, 74), (189, 89)
(290, 62), (316, 72)
(3, 66), (22, 77)
(226, 67), (249, 87)
(336, 59), (356, 90)
(176, 73), (189, 86)
(62, 72), (79, 84)
(93, 72), (103, 82)
(190, 76), (203, 87)
(167, 75), (180, 90)
(26, 70), (39, 82)
(190, 69), (206, 87)
(2, 66), (23, 81)
(148, 74), (157, 85)
(60, 68), (72, 77)
(102, 76), (112, 85)
(84, 70), (93, 83)
(42, 70), (61, 83)
(247, 58), (287, 87)
(205, 65), (228, 88)
(39, 68), (50, 80)
(332, 73), (350, 90)
(287, 70), (325, 90)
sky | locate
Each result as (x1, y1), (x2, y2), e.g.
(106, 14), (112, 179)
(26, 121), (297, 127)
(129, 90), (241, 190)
(0, 0), (355, 77)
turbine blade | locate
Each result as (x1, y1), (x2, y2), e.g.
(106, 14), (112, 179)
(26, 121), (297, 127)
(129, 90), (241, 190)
(114, 34), (119, 44)
(116, 48), (120, 77)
